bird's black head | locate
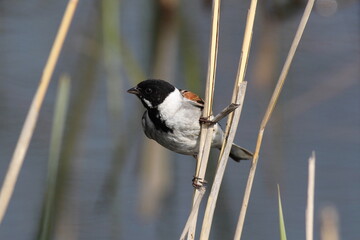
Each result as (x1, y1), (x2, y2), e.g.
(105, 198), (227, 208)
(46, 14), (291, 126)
(127, 79), (175, 109)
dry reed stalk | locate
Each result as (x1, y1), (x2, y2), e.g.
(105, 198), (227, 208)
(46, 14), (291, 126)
(233, 0), (258, 92)
(194, 0), (221, 180)
(0, 0), (79, 224)
(199, 0), (260, 235)
(199, 82), (247, 240)
(180, 187), (206, 240)
(233, 0), (315, 238)
(306, 152), (316, 240)
(186, 0), (221, 239)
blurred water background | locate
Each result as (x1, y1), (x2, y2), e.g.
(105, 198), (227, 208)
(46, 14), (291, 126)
(0, 0), (359, 239)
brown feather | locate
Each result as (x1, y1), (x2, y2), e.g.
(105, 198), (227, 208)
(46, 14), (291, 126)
(180, 90), (204, 107)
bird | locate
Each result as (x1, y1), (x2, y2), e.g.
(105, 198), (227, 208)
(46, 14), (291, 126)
(127, 79), (253, 165)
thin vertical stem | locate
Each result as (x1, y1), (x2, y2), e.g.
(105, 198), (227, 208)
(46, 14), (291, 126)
(198, 0), (259, 234)
(186, 0), (221, 239)
(233, 0), (315, 238)
(180, 188), (206, 240)
(306, 152), (316, 240)
(199, 83), (247, 240)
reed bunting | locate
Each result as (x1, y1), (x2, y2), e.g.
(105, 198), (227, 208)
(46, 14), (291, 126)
(127, 79), (253, 164)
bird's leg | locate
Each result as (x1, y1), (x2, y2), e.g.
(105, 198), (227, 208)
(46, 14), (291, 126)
(199, 103), (240, 125)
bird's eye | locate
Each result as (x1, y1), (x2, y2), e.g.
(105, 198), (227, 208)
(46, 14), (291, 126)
(145, 88), (152, 94)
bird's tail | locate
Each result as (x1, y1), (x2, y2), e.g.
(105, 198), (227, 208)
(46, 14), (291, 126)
(229, 144), (253, 162)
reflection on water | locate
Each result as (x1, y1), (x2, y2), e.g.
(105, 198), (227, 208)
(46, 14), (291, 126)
(0, 0), (359, 239)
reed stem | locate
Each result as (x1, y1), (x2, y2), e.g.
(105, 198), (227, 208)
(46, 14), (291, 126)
(186, 0), (221, 239)
(233, 0), (315, 238)
(199, 82), (247, 240)
(306, 152), (316, 240)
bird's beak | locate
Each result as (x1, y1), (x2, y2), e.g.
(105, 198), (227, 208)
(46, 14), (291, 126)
(127, 87), (140, 95)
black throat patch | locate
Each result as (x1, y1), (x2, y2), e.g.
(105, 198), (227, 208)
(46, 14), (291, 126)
(148, 109), (173, 133)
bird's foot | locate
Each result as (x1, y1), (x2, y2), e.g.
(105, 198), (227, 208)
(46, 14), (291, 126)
(192, 176), (208, 189)
(199, 103), (240, 125)
(199, 117), (215, 125)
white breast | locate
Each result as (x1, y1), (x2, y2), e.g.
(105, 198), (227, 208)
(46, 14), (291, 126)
(142, 89), (201, 154)
(142, 88), (224, 156)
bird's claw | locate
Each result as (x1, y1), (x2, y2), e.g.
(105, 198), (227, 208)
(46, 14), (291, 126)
(199, 117), (215, 125)
(192, 176), (208, 189)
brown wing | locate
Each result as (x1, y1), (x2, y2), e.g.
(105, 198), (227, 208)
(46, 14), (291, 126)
(180, 89), (204, 108)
